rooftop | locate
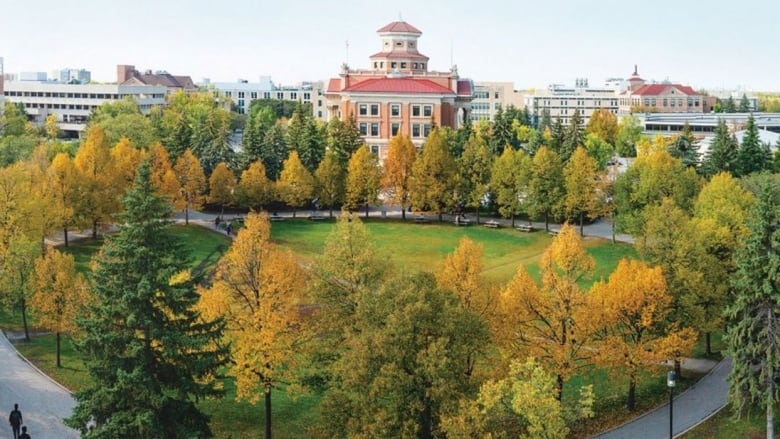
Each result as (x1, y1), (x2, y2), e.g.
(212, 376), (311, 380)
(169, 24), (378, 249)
(377, 21), (422, 34)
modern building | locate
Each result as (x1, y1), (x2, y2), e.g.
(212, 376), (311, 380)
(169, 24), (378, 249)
(524, 78), (620, 126)
(471, 81), (526, 121)
(0, 57), (4, 104)
(325, 20), (474, 159)
(2, 80), (166, 136)
(58, 68), (91, 84)
(210, 78), (326, 117)
(618, 66), (715, 114)
(117, 65), (197, 93)
(637, 112), (780, 136)
(19, 72), (47, 81)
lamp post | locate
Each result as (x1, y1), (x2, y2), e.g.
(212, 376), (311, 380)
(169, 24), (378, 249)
(667, 370), (676, 439)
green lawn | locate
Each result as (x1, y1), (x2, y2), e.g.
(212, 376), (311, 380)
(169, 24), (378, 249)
(682, 405), (770, 439)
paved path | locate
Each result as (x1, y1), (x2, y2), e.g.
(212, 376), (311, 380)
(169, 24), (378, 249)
(0, 332), (79, 439)
(591, 358), (731, 439)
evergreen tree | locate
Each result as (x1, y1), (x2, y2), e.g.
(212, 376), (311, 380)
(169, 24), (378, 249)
(452, 115), (473, 158)
(327, 114), (364, 168)
(241, 106), (276, 169)
(67, 162), (227, 438)
(702, 119), (738, 177)
(723, 96), (737, 113)
(489, 106), (515, 154)
(549, 117), (566, 157)
(562, 110), (584, 163)
(737, 114), (770, 176)
(725, 178), (780, 438)
(738, 94), (752, 112)
(668, 122), (699, 169)
(260, 123), (289, 181)
(539, 108), (552, 132)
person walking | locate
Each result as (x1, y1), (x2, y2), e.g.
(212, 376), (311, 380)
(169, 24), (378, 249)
(18, 425), (30, 439)
(8, 403), (22, 439)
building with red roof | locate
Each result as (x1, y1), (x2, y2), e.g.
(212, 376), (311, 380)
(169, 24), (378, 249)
(619, 66), (715, 113)
(325, 20), (473, 159)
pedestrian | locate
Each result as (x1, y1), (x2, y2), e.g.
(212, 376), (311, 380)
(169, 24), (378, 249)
(226, 223), (232, 236)
(18, 425), (30, 439)
(8, 403), (22, 439)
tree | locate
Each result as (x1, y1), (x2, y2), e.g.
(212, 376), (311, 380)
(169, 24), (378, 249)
(490, 106), (514, 154)
(458, 133), (493, 223)
(31, 248), (90, 367)
(90, 97), (158, 150)
(723, 96), (737, 113)
(173, 149), (207, 225)
(736, 113), (770, 176)
(490, 148), (531, 227)
(615, 115), (642, 157)
(410, 128), (458, 221)
(527, 146), (565, 231)
(724, 179), (780, 438)
(318, 271), (488, 439)
(668, 122), (700, 169)
(497, 224), (596, 400)
(236, 160), (274, 211)
(109, 137), (144, 210)
(147, 142), (181, 203)
(548, 117), (566, 157)
(73, 126), (117, 238)
(0, 236), (40, 342)
(277, 151), (315, 217)
(259, 123), (289, 181)
(701, 119), (738, 177)
(382, 134), (417, 220)
(287, 109), (326, 172)
(738, 94), (752, 112)
(198, 212), (304, 439)
(562, 110), (584, 162)
(586, 109), (618, 146)
(313, 152), (345, 217)
(66, 162), (228, 438)
(589, 259), (697, 411)
(327, 114), (364, 168)
(564, 147), (604, 236)
(584, 133), (614, 169)
(242, 106), (276, 168)
(344, 146), (381, 217)
(208, 162), (236, 215)
(47, 153), (79, 246)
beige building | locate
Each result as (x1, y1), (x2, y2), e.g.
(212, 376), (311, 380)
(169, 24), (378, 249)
(524, 78), (620, 125)
(471, 82), (526, 121)
(618, 66), (715, 113)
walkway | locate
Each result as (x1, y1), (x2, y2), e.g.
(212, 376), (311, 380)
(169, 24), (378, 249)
(0, 332), (79, 439)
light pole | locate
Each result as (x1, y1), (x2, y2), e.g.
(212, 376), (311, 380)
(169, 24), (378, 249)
(667, 370), (676, 439)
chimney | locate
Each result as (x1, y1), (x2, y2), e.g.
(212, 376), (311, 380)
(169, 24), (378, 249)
(117, 65), (135, 83)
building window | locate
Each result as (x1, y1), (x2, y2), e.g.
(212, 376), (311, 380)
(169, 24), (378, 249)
(412, 105), (421, 117)
(225, 91), (232, 98)
(359, 122), (368, 136)
(423, 124), (431, 137)
(317, 100), (322, 106)
(670, 98), (675, 107)
(371, 145), (379, 154)
(391, 62), (397, 69)
(423, 105), (432, 117)
(651, 98), (656, 106)
(359, 104), (368, 116)
(370, 123), (379, 137)
(318, 111), (323, 118)
(251, 91), (257, 99)
(391, 104), (400, 117)
(663, 98), (668, 107)
(238, 91), (245, 98)
(413, 63), (418, 69)
(412, 124), (421, 137)
(291, 92), (297, 100)
(391, 122), (400, 136)
(401, 62), (407, 69)
(264, 92), (271, 99)
(396, 41), (403, 46)
(370, 104), (379, 116)
(238, 99), (245, 108)
(277, 92), (284, 99)
(644, 98), (649, 107)
(421, 63), (425, 69)
(495, 92), (499, 99)
(374, 62), (378, 69)
(304, 92), (310, 100)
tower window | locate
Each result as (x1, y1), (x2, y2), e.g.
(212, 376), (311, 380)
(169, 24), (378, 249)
(401, 62), (407, 69)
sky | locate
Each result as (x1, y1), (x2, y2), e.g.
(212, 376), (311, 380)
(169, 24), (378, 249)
(1, 0), (778, 91)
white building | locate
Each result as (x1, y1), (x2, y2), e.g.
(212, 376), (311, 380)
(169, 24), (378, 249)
(210, 78), (327, 119)
(58, 68), (91, 84)
(525, 78), (621, 125)
(471, 81), (526, 121)
(2, 81), (166, 135)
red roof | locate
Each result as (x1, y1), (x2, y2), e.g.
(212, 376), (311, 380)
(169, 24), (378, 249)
(457, 80), (472, 96)
(377, 21), (422, 34)
(369, 51), (429, 60)
(327, 78), (341, 93)
(632, 84), (698, 96)
(343, 77), (454, 94)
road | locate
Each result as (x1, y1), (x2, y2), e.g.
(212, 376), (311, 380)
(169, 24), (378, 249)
(0, 333), (79, 439)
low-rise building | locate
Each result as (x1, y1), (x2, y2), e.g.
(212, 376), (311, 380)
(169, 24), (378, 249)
(618, 66), (715, 114)
(210, 78), (326, 118)
(117, 64), (197, 93)
(638, 112), (780, 136)
(525, 78), (620, 125)
(471, 81), (526, 121)
(58, 68), (91, 84)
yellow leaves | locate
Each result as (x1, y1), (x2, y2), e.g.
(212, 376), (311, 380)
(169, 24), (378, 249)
(382, 134), (416, 206)
(207, 162), (236, 206)
(168, 269), (191, 286)
(436, 237), (485, 312)
(30, 248), (90, 334)
(173, 149), (207, 210)
(277, 151), (315, 211)
(541, 223), (594, 285)
(236, 160), (273, 210)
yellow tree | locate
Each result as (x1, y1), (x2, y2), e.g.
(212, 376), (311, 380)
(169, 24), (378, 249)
(277, 151), (315, 217)
(589, 259), (697, 411)
(173, 148), (207, 225)
(31, 248), (90, 367)
(74, 125), (116, 238)
(382, 134), (416, 220)
(313, 151), (345, 217)
(47, 153), (79, 246)
(410, 128), (457, 221)
(344, 145), (381, 217)
(585, 108), (618, 146)
(236, 160), (274, 211)
(208, 162), (236, 216)
(148, 142), (180, 202)
(198, 212), (304, 438)
(110, 137), (144, 205)
(497, 223), (596, 399)
(564, 147), (604, 236)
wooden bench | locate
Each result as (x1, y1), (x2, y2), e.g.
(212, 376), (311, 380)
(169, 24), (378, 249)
(308, 215), (326, 221)
(484, 220), (500, 228)
(548, 230), (559, 237)
(454, 217), (471, 226)
(516, 224), (535, 232)
(269, 215), (285, 222)
(413, 215), (429, 224)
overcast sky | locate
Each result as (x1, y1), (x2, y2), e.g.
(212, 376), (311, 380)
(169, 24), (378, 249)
(1, 0), (777, 91)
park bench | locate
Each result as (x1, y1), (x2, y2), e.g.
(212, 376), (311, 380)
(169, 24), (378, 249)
(413, 215), (430, 224)
(484, 220), (500, 228)
(516, 224), (534, 232)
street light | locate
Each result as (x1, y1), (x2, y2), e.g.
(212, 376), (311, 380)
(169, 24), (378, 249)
(667, 370), (676, 439)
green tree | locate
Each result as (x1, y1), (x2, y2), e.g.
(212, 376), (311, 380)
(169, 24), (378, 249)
(736, 113), (770, 176)
(548, 118), (566, 157)
(738, 94), (752, 112)
(490, 148), (531, 227)
(410, 128), (458, 221)
(458, 133), (493, 223)
(241, 106), (276, 168)
(313, 152), (345, 217)
(89, 97), (158, 149)
(725, 179), (780, 438)
(701, 119), (738, 177)
(67, 162), (227, 438)
(616, 115), (642, 157)
(327, 114), (364, 168)
(723, 96), (737, 113)
(277, 151), (315, 217)
(562, 110), (584, 162)
(584, 133), (614, 169)
(527, 146), (565, 231)
(344, 146), (381, 217)
(259, 123), (289, 181)
(668, 122), (699, 169)
(490, 106), (514, 154)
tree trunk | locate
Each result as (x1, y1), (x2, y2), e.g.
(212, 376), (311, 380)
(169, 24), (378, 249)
(545, 211), (550, 231)
(56, 332), (61, 368)
(611, 215), (616, 244)
(627, 373), (636, 411)
(329, 207), (333, 218)
(475, 208), (480, 225)
(292, 209), (296, 218)
(579, 212), (585, 237)
(768, 377), (774, 439)
(401, 205), (406, 220)
(511, 213), (515, 228)
(420, 394), (433, 439)
(438, 212), (443, 222)
(21, 297), (30, 342)
(557, 374), (564, 402)
(365, 203), (369, 218)
(674, 359), (682, 378)
(185, 205), (190, 225)
(265, 381), (272, 439)
(64, 227), (69, 247)
(706, 332), (712, 356)
(92, 219), (98, 239)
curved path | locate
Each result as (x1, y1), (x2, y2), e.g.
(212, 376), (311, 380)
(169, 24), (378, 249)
(0, 333), (79, 438)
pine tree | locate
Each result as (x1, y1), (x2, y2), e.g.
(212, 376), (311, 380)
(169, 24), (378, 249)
(260, 123), (289, 181)
(562, 110), (584, 163)
(737, 114), (770, 176)
(738, 94), (752, 112)
(668, 122), (699, 169)
(548, 117), (566, 157)
(725, 178), (780, 439)
(724, 96), (737, 113)
(67, 161), (228, 438)
(702, 119), (738, 177)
